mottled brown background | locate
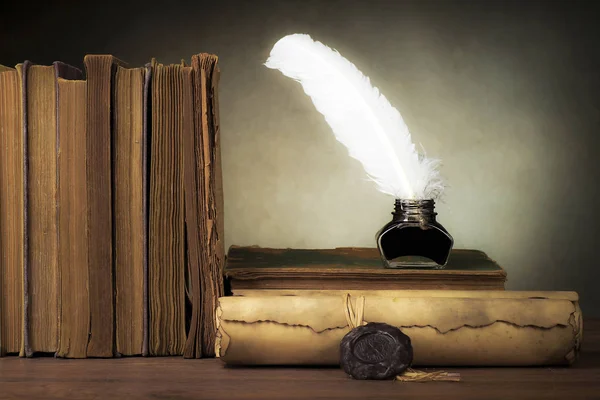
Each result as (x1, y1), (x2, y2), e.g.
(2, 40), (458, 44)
(2, 0), (599, 316)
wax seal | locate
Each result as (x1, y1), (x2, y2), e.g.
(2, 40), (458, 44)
(340, 322), (413, 380)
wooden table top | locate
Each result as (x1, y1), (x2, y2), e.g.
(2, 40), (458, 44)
(1, 320), (598, 400)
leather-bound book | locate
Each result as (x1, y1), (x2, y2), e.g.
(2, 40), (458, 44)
(148, 60), (187, 356)
(18, 61), (82, 357)
(0, 65), (25, 357)
(83, 55), (125, 357)
(225, 246), (507, 295)
(183, 54), (224, 359)
(56, 69), (88, 358)
(113, 63), (151, 357)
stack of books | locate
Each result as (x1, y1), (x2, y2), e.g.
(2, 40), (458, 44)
(0, 54), (224, 359)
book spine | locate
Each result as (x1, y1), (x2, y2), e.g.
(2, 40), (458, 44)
(53, 62), (84, 359)
(84, 55), (117, 358)
(0, 67), (25, 356)
(19, 60), (31, 358)
(142, 62), (152, 358)
(182, 64), (202, 359)
(56, 77), (90, 359)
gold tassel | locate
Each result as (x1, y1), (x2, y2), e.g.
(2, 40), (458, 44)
(396, 368), (461, 382)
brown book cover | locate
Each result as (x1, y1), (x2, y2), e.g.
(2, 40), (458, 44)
(56, 71), (87, 358)
(18, 61), (82, 357)
(113, 63), (149, 357)
(225, 246), (507, 293)
(83, 55), (125, 357)
(0, 66), (24, 356)
(148, 60), (186, 356)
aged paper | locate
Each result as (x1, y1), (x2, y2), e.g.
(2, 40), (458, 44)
(216, 291), (581, 366)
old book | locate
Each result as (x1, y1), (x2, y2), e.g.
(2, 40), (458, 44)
(113, 64), (150, 356)
(182, 62), (202, 359)
(204, 55), (225, 357)
(148, 60), (186, 356)
(225, 246), (507, 294)
(142, 63), (151, 357)
(56, 74), (88, 358)
(197, 54), (224, 358)
(0, 66), (24, 356)
(84, 55), (124, 357)
(19, 61), (82, 357)
(183, 54), (224, 359)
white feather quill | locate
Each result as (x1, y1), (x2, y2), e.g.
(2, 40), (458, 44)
(265, 33), (444, 200)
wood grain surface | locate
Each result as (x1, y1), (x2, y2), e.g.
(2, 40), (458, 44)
(0, 320), (598, 399)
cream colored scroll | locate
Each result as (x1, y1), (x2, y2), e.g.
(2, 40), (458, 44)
(215, 291), (582, 366)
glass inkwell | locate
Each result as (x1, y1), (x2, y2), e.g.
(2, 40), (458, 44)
(376, 199), (453, 269)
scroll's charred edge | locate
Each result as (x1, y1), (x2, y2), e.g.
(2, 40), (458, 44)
(220, 314), (577, 336)
(215, 304), (223, 357)
(397, 320), (571, 335)
(396, 301), (578, 334)
(219, 319), (349, 335)
(567, 302), (583, 364)
(215, 328), (230, 359)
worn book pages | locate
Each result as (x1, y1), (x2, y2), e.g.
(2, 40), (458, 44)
(20, 61), (82, 357)
(84, 55), (126, 358)
(216, 291), (582, 366)
(56, 77), (88, 358)
(148, 61), (186, 356)
(183, 54), (224, 359)
(182, 62), (202, 359)
(113, 65), (148, 357)
(0, 66), (24, 356)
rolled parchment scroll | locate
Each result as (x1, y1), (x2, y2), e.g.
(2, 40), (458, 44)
(215, 291), (582, 366)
